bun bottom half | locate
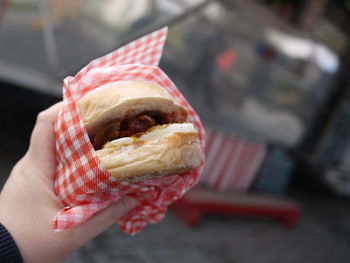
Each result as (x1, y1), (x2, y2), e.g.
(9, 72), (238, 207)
(96, 129), (202, 182)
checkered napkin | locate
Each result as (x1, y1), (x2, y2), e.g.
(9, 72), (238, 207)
(53, 27), (205, 235)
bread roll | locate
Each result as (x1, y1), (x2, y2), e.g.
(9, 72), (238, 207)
(77, 80), (203, 181)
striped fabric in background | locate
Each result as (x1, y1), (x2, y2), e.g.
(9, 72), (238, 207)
(201, 129), (267, 192)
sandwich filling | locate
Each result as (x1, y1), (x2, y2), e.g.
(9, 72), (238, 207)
(103, 123), (198, 149)
(92, 111), (180, 150)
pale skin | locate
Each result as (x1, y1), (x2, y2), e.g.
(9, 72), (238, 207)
(0, 102), (138, 263)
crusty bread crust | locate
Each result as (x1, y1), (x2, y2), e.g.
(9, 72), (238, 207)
(77, 80), (203, 181)
(96, 131), (202, 181)
(77, 80), (187, 136)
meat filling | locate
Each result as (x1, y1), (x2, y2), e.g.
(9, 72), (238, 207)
(92, 111), (177, 150)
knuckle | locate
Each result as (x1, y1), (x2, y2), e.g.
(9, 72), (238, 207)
(36, 110), (49, 123)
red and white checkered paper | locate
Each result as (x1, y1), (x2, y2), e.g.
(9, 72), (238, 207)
(53, 27), (205, 235)
(201, 129), (266, 192)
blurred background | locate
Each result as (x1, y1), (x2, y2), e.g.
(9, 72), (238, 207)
(1, 0), (350, 262)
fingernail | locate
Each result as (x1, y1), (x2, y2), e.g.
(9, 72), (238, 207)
(111, 196), (140, 219)
(121, 196), (140, 212)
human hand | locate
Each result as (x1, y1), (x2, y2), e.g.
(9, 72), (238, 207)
(0, 102), (138, 263)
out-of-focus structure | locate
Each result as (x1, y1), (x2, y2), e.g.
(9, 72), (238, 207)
(1, 0), (350, 223)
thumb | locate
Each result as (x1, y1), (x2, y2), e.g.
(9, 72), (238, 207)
(28, 101), (63, 174)
(72, 196), (139, 243)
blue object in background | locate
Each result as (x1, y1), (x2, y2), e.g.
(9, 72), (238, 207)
(253, 147), (295, 195)
(318, 102), (350, 169)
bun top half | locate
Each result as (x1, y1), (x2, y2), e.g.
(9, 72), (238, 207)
(77, 80), (187, 136)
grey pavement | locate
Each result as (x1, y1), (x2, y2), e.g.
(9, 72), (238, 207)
(66, 196), (350, 263)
